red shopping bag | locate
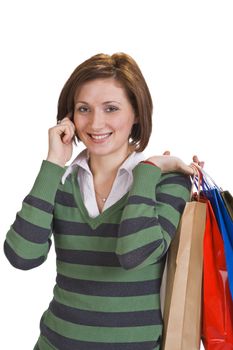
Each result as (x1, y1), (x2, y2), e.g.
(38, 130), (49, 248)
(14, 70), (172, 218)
(201, 197), (233, 349)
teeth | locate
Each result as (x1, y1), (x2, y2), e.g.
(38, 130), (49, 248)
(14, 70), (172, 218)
(90, 133), (112, 140)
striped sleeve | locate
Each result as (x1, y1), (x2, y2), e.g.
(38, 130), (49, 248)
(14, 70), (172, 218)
(4, 160), (65, 270)
(116, 162), (191, 270)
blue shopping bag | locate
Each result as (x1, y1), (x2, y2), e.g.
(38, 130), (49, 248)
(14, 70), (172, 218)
(200, 170), (233, 301)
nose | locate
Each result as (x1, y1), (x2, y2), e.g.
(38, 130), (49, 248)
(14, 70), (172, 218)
(89, 109), (105, 130)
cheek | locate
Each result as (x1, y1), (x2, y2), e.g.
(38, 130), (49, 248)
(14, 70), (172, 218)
(119, 120), (135, 135)
(73, 116), (86, 132)
(112, 116), (134, 131)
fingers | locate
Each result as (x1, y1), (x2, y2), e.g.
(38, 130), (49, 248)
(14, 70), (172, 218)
(178, 159), (196, 176)
(188, 163), (200, 176)
(57, 112), (73, 124)
(193, 155), (205, 168)
(56, 116), (76, 144)
(174, 153), (204, 176)
(189, 154), (204, 178)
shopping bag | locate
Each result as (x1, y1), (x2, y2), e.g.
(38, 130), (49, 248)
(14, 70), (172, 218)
(221, 190), (233, 221)
(201, 170), (233, 300)
(201, 196), (233, 349)
(162, 199), (206, 350)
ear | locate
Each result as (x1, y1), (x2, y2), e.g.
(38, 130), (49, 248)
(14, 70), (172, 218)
(133, 116), (139, 124)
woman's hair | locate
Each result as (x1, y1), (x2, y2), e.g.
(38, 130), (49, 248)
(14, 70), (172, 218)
(57, 52), (153, 152)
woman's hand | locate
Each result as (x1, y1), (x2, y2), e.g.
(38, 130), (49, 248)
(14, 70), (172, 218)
(146, 151), (204, 175)
(46, 115), (76, 167)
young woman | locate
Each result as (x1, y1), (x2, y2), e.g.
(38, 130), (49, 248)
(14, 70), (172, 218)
(4, 53), (203, 350)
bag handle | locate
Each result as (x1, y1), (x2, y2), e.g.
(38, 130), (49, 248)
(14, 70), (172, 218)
(200, 168), (222, 192)
(190, 164), (201, 201)
(191, 165), (222, 194)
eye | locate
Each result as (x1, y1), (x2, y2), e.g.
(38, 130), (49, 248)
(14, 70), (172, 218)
(77, 106), (89, 113)
(105, 106), (119, 112)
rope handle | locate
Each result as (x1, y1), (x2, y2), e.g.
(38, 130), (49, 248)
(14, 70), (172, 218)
(189, 163), (202, 201)
(200, 168), (222, 192)
(190, 163), (222, 196)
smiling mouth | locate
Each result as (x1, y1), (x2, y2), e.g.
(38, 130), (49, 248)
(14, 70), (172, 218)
(87, 132), (113, 140)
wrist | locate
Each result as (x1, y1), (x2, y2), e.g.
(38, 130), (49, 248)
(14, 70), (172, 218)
(140, 160), (158, 167)
(46, 156), (66, 168)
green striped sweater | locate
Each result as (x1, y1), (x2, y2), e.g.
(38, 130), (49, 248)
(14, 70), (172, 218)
(4, 160), (191, 350)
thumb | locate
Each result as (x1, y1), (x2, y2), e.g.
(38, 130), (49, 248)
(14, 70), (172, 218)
(199, 161), (205, 168)
(163, 150), (170, 156)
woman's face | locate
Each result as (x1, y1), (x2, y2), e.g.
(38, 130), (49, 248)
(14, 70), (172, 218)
(73, 78), (138, 158)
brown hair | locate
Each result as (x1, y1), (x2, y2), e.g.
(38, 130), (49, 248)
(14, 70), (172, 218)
(57, 52), (153, 152)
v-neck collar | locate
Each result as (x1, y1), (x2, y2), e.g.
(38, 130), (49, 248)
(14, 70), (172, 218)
(71, 166), (129, 229)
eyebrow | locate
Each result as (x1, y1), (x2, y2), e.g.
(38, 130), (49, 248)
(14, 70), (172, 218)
(75, 100), (121, 105)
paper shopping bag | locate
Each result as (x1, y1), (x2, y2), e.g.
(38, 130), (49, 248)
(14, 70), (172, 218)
(202, 186), (233, 300)
(162, 200), (206, 350)
(201, 170), (233, 300)
(201, 197), (233, 349)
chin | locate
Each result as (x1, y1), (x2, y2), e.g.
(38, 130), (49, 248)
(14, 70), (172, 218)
(86, 147), (114, 157)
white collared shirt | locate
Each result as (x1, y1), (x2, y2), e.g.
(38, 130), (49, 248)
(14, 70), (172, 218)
(62, 148), (146, 218)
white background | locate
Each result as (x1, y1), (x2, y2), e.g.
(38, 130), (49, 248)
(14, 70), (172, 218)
(1, 0), (232, 349)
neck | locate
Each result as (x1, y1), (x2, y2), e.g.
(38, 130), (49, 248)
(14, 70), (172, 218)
(88, 145), (135, 179)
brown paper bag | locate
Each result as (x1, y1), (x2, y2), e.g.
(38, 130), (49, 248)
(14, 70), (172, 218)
(162, 200), (206, 350)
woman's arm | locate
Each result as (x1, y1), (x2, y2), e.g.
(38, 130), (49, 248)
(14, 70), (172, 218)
(116, 161), (192, 270)
(4, 161), (65, 270)
(4, 116), (75, 270)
